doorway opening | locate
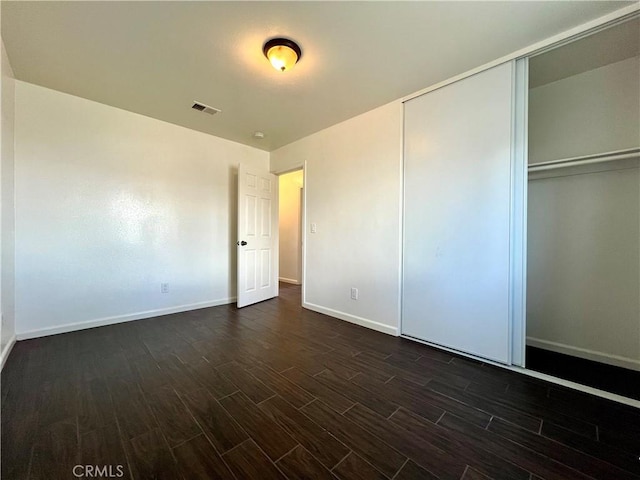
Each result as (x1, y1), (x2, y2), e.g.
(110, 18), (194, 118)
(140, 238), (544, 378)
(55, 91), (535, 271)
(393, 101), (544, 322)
(278, 169), (304, 304)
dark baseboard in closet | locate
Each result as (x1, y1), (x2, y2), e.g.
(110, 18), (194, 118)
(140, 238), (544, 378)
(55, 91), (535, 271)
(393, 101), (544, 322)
(526, 346), (640, 400)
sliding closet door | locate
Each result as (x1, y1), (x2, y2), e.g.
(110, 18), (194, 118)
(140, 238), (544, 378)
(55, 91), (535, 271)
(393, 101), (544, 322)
(402, 62), (517, 364)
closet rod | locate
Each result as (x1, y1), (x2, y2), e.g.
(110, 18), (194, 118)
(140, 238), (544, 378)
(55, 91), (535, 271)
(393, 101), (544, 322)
(528, 148), (640, 172)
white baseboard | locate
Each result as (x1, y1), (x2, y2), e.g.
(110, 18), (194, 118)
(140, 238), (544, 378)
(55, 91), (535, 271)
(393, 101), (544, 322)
(279, 277), (301, 285)
(302, 302), (398, 336)
(527, 337), (640, 372)
(0, 335), (16, 371)
(16, 297), (237, 340)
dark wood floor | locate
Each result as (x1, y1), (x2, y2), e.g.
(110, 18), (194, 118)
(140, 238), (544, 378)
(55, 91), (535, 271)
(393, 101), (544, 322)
(2, 283), (640, 480)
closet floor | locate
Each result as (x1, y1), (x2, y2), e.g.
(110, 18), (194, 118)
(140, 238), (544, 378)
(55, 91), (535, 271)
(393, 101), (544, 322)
(2, 283), (639, 480)
(526, 346), (640, 401)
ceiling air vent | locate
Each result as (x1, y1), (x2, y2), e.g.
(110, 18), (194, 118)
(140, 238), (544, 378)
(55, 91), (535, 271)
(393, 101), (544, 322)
(191, 101), (221, 115)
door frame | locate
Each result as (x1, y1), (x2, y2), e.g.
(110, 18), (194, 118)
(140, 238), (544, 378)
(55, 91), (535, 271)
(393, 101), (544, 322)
(274, 163), (306, 305)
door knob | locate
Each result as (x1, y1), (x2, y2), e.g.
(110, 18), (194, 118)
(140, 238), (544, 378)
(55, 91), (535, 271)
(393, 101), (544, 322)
(237, 240), (248, 246)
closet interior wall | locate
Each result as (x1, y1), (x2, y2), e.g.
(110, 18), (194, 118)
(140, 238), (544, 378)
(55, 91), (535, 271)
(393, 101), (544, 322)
(526, 18), (640, 374)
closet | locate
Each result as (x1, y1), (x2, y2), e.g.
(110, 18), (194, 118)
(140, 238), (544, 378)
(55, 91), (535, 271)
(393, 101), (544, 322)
(402, 15), (639, 400)
(526, 18), (640, 398)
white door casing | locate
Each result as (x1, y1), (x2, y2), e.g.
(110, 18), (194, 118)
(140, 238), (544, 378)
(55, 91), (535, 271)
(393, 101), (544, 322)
(237, 165), (278, 308)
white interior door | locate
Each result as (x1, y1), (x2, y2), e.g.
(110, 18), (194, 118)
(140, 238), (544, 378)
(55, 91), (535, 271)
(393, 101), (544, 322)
(237, 165), (278, 308)
(402, 62), (521, 364)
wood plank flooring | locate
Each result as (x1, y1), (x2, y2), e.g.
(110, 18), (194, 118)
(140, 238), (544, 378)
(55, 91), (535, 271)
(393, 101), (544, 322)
(2, 283), (639, 480)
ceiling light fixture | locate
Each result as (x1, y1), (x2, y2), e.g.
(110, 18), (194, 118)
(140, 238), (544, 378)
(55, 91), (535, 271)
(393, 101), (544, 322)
(263, 38), (302, 72)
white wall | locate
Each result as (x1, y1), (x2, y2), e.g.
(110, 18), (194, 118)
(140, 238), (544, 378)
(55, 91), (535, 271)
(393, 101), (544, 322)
(529, 56), (640, 164)
(14, 81), (268, 338)
(271, 102), (403, 335)
(278, 170), (303, 285)
(1, 37), (16, 363)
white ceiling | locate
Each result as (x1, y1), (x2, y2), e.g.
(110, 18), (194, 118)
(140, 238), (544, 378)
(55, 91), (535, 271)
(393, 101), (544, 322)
(2, 1), (635, 151)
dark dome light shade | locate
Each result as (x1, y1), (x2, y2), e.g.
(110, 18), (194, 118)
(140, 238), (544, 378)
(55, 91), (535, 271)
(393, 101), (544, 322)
(263, 38), (302, 72)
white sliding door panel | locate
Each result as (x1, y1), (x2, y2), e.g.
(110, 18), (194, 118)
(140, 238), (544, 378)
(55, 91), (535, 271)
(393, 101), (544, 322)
(237, 165), (278, 308)
(402, 62), (515, 364)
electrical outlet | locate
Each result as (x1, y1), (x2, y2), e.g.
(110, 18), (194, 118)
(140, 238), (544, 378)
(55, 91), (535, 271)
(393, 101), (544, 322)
(161, 283), (169, 294)
(310, 223), (317, 233)
(350, 287), (358, 300)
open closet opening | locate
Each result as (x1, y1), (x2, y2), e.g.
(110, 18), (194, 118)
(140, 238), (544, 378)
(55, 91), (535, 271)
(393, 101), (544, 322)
(278, 169), (304, 298)
(525, 17), (640, 399)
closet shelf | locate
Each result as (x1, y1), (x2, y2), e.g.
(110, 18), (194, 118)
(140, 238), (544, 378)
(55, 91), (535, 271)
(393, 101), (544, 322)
(528, 147), (640, 172)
